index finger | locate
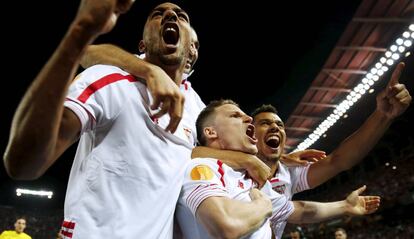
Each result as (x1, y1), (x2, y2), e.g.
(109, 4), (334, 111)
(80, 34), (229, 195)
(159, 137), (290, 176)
(165, 97), (184, 133)
(388, 62), (405, 87)
(299, 149), (326, 158)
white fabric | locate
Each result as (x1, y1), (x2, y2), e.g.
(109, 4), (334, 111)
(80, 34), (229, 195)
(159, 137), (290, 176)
(269, 161), (311, 239)
(178, 158), (294, 239)
(62, 64), (204, 239)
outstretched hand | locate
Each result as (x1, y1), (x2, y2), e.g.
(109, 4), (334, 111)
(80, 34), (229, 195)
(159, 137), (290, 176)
(76, 0), (135, 35)
(280, 149), (326, 167)
(345, 185), (381, 216)
(376, 62), (412, 119)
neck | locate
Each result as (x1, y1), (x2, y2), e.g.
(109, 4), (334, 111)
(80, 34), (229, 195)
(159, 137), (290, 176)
(144, 55), (186, 86)
(257, 152), (280, 177)
(163, 66), (185, 86)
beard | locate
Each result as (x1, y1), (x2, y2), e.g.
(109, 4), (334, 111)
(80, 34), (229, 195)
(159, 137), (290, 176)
(144, 39), (188, 67)
(257, 150), (280, 163)
(158, 52), (184, 66)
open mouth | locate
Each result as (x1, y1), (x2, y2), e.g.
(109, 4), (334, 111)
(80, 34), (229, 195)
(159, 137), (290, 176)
(246, 124), (257, 143)
(162, 22), (179, 45)
(265, 135), (280, 149)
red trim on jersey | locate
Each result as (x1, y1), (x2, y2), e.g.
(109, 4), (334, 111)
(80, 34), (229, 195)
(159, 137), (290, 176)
(61, 220), (75, 238)
(181, 80), (188, 90)
(270, 178), (280, 183)
(62, 220), (75, 229)
(65, 97), (97, 122)
(217, 160), (226, 187)
(77, 73), (137, 103)
(61, 230), (73, 238)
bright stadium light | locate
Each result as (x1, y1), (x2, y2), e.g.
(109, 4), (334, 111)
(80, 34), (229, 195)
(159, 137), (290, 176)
(16, 188), (53, 199)
(294, 23), (414, 151)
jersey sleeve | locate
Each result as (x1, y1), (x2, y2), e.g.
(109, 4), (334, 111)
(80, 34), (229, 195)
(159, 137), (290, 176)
(289, 164), (311, 194)
(64, 65), (136, 134)
(181, 159), (230, 216)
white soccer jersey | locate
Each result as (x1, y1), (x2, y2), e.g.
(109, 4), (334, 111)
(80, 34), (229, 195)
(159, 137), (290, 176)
(61, 64), (204, 239)
(177, 158), (294, 239)
(269, 161), (311, 238)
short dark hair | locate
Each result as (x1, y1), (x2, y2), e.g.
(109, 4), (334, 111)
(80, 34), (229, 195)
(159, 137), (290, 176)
(251, 104), (278, 120)
(196, 99), (238, 146)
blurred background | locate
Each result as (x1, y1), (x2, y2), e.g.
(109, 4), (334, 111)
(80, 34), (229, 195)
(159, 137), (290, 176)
(1, 0), (413, 238)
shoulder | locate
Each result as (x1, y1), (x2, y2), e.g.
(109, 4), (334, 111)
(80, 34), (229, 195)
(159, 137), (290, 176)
(74, 65), (136, 87)
(184, 158), (227, 180)
(23, 233), (32, 239)
(188, 157), (223, 168)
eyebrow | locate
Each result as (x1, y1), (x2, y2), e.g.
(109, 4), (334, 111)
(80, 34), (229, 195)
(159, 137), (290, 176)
(259, 118), (283, 124)
(151, 6), (188, 16)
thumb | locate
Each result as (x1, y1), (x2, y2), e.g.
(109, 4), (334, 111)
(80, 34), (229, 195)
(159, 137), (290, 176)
(354, 185), (367, 195)
(249, 188), (262, 200)
(387, 62), (405, 88)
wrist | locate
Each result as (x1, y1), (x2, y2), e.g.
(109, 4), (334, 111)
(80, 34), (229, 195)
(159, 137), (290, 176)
(373, 109), (393, 123)
(141, 63), (162, 81)
(342, 200), (353, 215)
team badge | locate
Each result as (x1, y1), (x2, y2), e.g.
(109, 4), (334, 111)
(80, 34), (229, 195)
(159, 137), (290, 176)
(190, 165), (214, 180)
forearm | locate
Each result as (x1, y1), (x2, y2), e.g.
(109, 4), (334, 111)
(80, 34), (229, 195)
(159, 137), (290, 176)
(80, 44), (157, 80)
(3, 22), (93, 179)
(192, 146), (250, 170)
(331, 110), (391, 170)
(197, 197), (271, 238)
(289, 200), (348, 224)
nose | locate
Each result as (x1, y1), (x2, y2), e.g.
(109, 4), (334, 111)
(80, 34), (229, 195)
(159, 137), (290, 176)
(243, 115), (253, 123)
(162, 9), (178, 24)
(269, 122), (280, 132)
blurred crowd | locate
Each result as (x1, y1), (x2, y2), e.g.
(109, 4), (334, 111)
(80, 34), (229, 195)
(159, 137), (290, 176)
(283, 124), (414, 238)
(0, 206), (62, 238)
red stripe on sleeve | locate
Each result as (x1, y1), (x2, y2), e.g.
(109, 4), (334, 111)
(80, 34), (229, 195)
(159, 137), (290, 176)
(217, 160), (226, 187)
(77, 73), (137, 103)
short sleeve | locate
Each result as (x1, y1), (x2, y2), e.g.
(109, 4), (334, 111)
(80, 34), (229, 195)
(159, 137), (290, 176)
(181, 159), (230, 216)
(64, 65), (136, 134)
(290, 164), (311, 194)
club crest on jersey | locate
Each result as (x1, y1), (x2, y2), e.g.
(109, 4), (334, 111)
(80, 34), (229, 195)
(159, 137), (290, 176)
(273, 184), (286, 194)
(190, 165), (214, 180)
(238, 180), (244, 189)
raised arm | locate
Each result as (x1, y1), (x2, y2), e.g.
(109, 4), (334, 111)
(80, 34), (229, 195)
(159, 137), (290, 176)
(196, 189), (272, 239)
(80, 43), (185, 132)
(192, 146), (271, 187)
(3, 0), (134, 179)
(307, 62), (411, 188)
(288, 186), (380, 224)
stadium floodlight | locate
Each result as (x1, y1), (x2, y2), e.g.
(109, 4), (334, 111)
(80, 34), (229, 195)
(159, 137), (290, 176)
(16, 188), (53, 199)
(294, 22), (414, 152)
